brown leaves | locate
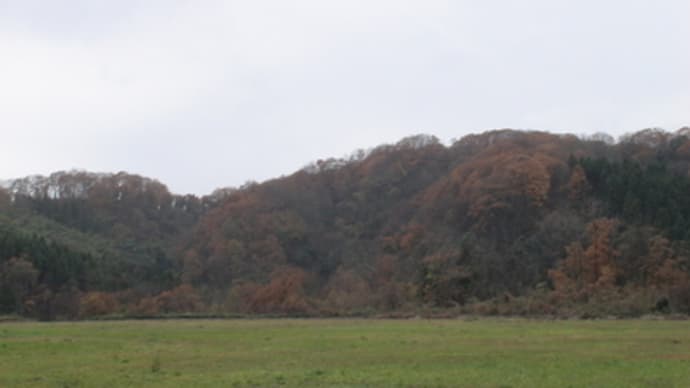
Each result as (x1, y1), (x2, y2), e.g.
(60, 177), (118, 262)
(421, 133), (567, 233)
(549, 218), (620, 299)
(246, 267), (311, 314)
(79, 292), (119, 317)
(131, 284), (203, 315)
(644, 236), (689, 289)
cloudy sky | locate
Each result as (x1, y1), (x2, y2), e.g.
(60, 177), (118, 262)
(1, 0), (688, 194)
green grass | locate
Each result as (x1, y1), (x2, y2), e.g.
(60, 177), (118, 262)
(1, 319), (689, 387)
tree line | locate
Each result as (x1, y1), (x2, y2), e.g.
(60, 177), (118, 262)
(2, 128), (690, 319)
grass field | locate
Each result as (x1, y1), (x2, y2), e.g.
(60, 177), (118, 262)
(1, 318), (689, 387)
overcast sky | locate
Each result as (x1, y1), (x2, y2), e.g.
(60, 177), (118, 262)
(1, 0), (688, 194)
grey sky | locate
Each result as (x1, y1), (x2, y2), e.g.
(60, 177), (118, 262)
(1, 0), (688, 195)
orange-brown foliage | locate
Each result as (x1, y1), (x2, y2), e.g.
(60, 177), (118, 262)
(79, 292), (119, 317)
(549, 218), (619, 299)
(248, 267), (311, 314)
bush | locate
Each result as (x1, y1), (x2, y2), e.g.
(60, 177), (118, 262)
(79, 292), (119, 318)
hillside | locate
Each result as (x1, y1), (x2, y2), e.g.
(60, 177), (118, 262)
(2, 128), (690, 319)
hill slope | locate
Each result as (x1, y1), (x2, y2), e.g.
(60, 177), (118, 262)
(2, 128), (690, 319)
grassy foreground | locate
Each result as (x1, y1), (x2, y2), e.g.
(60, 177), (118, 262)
(0, 319), (689, 387)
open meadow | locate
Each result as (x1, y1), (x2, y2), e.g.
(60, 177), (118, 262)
(1, 318), (689, 387)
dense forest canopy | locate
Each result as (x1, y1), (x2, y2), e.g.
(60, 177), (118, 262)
(2, 128), (690, 319)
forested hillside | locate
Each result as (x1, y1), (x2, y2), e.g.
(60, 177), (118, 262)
(2, 128), (690, 319)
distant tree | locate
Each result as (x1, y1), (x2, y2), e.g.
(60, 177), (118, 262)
(643, 236), (689, 289)
(79, 291), (119, 317)
(181, 249), (203, 284)
(566, 165), (589, 200)
(549, 218), (619, 299)
(249, 267), (311, 314)
(323, 268), (371, 313)
(0, 188), (10, 209)
(154, 284), (202, 313)
(0, 257), (39, 314)
(419, 251), (472, 307)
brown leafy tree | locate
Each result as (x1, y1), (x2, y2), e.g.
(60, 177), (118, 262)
(549, 218), (619, 299)
(79, 292), (119, 317)
(643, 236), (689, 289)
(248, 267), (311, 314)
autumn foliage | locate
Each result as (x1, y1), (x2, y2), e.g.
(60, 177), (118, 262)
(4, 129), (690, 318)
(548, 218), (619, 300)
